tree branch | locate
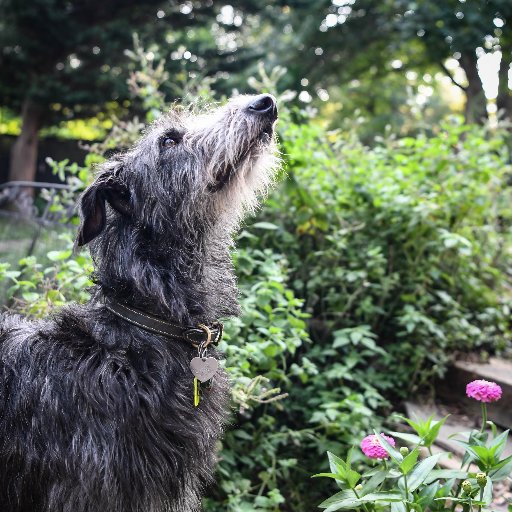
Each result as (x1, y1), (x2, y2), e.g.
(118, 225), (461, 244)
(439, 61), (467, 92)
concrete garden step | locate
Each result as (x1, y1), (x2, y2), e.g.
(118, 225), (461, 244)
(404, 402), (512, 459)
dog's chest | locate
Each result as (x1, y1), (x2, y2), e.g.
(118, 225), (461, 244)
(1, 332), (229, 511)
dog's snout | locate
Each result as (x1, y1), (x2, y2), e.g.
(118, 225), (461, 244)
(247, 94), (278, 118)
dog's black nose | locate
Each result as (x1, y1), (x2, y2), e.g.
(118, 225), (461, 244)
(247, 94), (278, 118)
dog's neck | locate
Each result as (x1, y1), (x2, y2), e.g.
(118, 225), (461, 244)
(90, 221), (241, 324)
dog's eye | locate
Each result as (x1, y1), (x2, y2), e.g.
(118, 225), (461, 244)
(161, 136), (178, 148)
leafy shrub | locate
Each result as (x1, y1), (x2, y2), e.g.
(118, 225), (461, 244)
(255, 115), (512, 395)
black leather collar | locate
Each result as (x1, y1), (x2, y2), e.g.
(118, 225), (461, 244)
(103, 296), (223, 348)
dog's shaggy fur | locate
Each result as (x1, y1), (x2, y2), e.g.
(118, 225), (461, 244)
(0, 94), (279, 512)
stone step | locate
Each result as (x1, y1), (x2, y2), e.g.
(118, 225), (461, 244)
(404, 402), (512, 459)
(444, 357), (512, 430)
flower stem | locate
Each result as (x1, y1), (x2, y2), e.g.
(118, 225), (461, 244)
(480, 403), (488, 434)
(352, 488), (370, 512)
(477, 483), (485, 512)
(404, 473), (410, 512)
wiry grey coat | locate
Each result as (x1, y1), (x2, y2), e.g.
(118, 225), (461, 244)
(0, 94), (279, 512)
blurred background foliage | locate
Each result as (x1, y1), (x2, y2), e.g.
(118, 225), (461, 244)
(1, 1), (512, 511)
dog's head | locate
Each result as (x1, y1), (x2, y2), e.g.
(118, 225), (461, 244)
(77, 94), (279, 246)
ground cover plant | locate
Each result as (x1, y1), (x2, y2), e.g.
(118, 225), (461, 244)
(0, 62), (511, 510)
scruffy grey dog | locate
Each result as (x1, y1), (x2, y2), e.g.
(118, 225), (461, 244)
(0, 94), (279, 512)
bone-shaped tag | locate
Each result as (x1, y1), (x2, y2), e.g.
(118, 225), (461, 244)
(190, 357), (219, 383)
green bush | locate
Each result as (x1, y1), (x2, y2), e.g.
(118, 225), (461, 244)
(206, 115), (512, 510)
(256, 115), (512, 394)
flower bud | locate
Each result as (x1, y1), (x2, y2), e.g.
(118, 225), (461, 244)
(476, 473), (487, 487)
(462, 480), (472, 494)
(355, 484), (363, 491)
(399, 446), (409, 456)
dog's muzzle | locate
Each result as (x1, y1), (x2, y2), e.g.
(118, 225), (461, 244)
(247, 94), (278, 120)
(246, 94), (278, 143)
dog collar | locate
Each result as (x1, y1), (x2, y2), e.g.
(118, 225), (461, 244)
(103, 296), (223, 348)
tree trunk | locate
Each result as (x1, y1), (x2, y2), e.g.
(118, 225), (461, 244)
(8, 98), (43, 186)
(460, 54), (487, 124)
(3, 99), (44, 214)
(497, 53), (512, 120)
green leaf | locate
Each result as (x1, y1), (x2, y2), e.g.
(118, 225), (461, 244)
(399, 448), (420, 475)
(482, 477), (493, 505)
(47, 250), (72, 261)
(417, 481), (440, 508)
(390, 432), (422, 445)
(322, 492), (404, 512)
(361, 471), (387, 495)
(424, 469), (467, 484)
(424, 415), (449, 447)
(489, 454), (512, 481)
(374, 431), (403, 463)
(251, 222), (279, 230)
(466, 445), (493, 467)
(319, 490), (354, 509)
(346, 468), (361, 489)
(312, 473), (343, 479)
(397, 415), (426, 437)
(489, 429), (509, 460)
(327, 452), (347, 478)
(391, 503), (407, 512)
(407, 453), (444, 492)
(22, 292), (40, 302)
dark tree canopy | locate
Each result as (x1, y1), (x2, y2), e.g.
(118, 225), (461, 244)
(0, 0), (233, 123)
(0, 0), (225, 185)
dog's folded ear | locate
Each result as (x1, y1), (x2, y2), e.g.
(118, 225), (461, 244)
(76, 170), (131, 247)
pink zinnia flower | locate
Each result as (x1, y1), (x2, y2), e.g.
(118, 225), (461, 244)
(360, 433), (396, 459)
(466, 380), (502, 403)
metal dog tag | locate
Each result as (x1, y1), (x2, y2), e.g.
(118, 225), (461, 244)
(190, 357), (219, 383)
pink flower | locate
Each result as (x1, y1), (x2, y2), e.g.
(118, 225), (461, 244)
(466, 380), (502, 403)
(360, 433), (396, 459)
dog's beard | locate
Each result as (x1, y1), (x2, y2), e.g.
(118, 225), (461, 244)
(209, 136), (273, 192)
(208, 114), (278, 192)
(213, 137), (279, 232)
